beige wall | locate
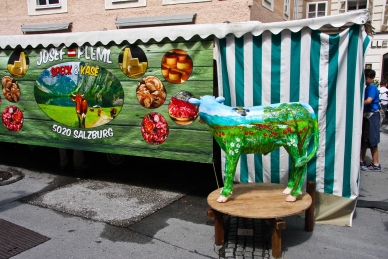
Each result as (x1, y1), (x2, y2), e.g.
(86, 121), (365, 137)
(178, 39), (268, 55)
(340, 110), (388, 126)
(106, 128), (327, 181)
(365, 34), (388, 81)
(0, 0), (286, 35)
(250, 0), (284, 22)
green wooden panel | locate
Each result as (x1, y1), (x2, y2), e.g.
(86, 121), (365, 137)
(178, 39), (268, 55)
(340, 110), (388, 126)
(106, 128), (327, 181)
(0, 39), (214, 163)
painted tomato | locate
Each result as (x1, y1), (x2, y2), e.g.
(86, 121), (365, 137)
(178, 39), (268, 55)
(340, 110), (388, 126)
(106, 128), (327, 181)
(168, 91), (198, 125)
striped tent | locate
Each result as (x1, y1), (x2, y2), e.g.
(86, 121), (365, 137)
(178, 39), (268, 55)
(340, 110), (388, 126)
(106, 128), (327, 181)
(215, 23), (370, 226)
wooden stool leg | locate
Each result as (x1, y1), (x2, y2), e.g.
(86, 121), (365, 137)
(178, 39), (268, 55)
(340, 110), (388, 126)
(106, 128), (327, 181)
(305, 181), (316, 232)
(242, 218), (248, 228)
(207, 208), (225, 246)
(269, 219), (286, 259)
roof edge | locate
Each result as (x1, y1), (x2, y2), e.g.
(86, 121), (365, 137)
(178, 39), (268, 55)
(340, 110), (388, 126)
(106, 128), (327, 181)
(0, 10), (369, 49)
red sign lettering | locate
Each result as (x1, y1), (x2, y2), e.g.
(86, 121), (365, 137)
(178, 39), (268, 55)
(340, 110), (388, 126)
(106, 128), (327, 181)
(50, 65), (73, 77)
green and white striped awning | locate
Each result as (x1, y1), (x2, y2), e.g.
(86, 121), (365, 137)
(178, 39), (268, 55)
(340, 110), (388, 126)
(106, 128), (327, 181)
(215, 24), (370, 226)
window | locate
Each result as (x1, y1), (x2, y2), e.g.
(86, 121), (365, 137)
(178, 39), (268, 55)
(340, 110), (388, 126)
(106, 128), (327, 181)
(293, 0), (300, 20)
(163, 0), (210, 4)
(28, 0), (67, 15)
(338, 0), (368, 13)
(284, 0), (290, 20)
(105, 0), (146, 10)
(262, 0), (274, 11)
(348, 0), (367, 11)
(306, 2), (327, 18)
(36, 0), (60, 8)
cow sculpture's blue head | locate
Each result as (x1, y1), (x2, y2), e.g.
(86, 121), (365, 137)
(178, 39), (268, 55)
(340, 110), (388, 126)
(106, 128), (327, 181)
(189, 95), (226, 125)
(189, 95), (225, 107)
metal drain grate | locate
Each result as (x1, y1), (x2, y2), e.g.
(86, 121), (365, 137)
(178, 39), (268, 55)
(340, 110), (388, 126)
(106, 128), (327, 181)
(0, 219), (50, 259)
(219, 216), (271, 259)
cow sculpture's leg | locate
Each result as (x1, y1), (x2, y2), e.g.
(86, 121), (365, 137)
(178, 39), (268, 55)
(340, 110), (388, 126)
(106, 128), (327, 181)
(283, 144), (308, 201)
(285, 164), (307, 202)
(283, 161), (295, 195)
(218, 153), (240, 203)
(282, 145), (300, 196)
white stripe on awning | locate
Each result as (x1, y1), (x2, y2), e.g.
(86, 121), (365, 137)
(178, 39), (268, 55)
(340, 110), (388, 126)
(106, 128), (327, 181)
(116, 13), (196, 28)
(21, 22), (72, 33)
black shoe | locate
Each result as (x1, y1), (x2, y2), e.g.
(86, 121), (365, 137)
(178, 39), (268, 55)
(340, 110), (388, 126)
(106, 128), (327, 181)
(60, 165), (69, 171)
(74, 164), (90, 170)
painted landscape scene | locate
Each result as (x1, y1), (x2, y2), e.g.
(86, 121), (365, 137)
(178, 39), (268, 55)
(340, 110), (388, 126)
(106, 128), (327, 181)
(34, 61), (124, 128)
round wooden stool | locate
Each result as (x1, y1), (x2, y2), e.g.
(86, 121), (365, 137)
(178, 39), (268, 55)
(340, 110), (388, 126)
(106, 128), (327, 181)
(207, 182), (314, 259)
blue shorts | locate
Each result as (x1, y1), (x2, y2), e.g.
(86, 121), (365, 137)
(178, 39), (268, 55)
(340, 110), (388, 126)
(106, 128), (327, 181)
(361, 112), (380, 148)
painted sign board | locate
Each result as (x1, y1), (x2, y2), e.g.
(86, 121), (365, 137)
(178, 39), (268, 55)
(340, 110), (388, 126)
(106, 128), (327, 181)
(0, 40), (214, 163)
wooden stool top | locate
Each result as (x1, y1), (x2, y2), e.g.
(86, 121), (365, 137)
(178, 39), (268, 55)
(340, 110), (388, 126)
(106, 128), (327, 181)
(207, 183), (312, 219)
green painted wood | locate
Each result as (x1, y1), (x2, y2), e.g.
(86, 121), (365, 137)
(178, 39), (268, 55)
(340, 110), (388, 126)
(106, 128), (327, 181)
(0, 39), (214, 163)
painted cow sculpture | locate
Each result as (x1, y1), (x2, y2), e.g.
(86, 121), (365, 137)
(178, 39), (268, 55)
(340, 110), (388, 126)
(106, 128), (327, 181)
(70, 93), (88, 128)
(189, 95), (319, 202)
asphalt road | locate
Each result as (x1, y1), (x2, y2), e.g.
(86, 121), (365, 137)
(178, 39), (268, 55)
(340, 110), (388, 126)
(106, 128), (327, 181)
(0, 134), (387, 259)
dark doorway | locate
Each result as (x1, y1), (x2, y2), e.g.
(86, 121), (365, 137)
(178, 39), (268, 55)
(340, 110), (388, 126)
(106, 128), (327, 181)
(382, 52), (388, 80)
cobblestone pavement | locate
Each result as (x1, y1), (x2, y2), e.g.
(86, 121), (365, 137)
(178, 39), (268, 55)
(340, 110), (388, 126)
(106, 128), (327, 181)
(216, 217), (272, 259)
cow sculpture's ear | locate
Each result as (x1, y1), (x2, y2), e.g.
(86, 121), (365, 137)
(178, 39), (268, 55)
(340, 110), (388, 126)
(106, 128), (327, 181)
(215, 96), (225, 103)
(189, 98), (201, 105)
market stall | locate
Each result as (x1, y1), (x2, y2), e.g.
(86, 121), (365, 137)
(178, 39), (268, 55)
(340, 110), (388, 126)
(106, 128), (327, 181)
(0, 10), (370, 225)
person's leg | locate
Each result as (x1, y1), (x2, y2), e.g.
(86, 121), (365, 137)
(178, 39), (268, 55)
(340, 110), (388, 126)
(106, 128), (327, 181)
(367, 113), (381, 170)
(360, 146), (369, 170)
(360, 147), (367, 162)
(72, 149), (84, 167)
(360, 117), (369, 167)
(370, 146), (379, 165)
(59, 148), (68, 167)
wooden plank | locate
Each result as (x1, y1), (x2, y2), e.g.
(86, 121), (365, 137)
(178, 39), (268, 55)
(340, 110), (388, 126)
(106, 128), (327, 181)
(207, 183), (312, 219)
(270, 219), (285, 259)
(0, 39), (214, 163)
(305, 181), (316, 232)
(212, 209), (225, 246)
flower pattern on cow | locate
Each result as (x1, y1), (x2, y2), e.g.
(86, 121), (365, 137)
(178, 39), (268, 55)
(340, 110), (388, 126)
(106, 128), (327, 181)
(287, 138), (297, 147)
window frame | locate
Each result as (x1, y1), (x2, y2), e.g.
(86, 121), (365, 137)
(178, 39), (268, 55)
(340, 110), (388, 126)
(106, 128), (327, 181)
(105, 0), (146, 10)
(338, 0), (368, 13)
(262, 0), (274, 11)
(111, 0), (138, 2)
(306, 1), (327, 19)
(284, 0), (290, 20)
(162, 0), (211, 5)
(347, 0), (368, 11)
(293, 0), (300, 20)
(35, 0), (61, 9)
(28, 0), (67, 16)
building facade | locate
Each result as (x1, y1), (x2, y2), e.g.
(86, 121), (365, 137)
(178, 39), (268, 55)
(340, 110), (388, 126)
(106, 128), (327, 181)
(0, 1), (384, 79)
(0, 0), (293, 35)
(293, 0), (388, 81)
